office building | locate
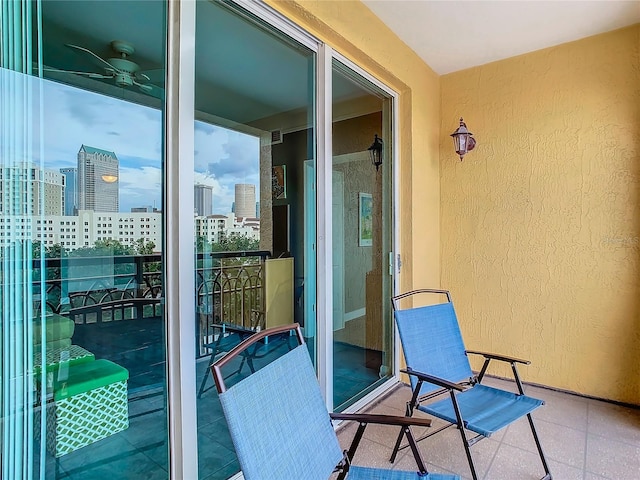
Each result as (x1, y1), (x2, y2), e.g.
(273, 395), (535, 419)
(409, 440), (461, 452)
(77, 145), (119, 212)
(60, 167), (77, 216)
(234, 183), (256, 218)
(0, 163), (63, 216)
(194, 184), (213, 217)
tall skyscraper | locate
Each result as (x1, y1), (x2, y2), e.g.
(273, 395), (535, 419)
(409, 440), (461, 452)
(60, 167), (77, 216)
(194, 184), (213, 216)
(234, 184), (256, 218)
(77, 145), (119, 212)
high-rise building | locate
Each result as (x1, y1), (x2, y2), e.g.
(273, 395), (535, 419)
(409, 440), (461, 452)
(234, 183), (256, 218)
(77, 145), (119, 212)
(0, 163), (64, 216)
(60, 167), (77, 216)
(194, 184), (213, 217)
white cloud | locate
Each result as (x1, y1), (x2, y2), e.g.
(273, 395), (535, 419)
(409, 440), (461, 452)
(1, 70), (259, 215)
(119, 165), (162, 211)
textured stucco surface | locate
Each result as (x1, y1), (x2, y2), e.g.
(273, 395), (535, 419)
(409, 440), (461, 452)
(440, 26), (640, 404)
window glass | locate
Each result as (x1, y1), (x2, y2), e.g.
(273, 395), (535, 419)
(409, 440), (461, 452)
(1, 1), (169, 477)
(193, 2), (316, 478)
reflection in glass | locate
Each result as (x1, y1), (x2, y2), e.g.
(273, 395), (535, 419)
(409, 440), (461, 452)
(194, 2), (316, 478)
(332, 59), (394, 411)
(1, 1), (168, 478)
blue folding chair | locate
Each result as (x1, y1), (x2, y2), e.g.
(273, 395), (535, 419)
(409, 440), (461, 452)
(212, 323), (460, 480)
(391, 290), (552, 480)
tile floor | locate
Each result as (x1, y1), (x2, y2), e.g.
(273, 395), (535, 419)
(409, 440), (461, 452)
(335, 377), (640, 480)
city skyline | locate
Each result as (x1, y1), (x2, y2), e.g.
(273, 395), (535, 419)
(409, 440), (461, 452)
(25, 75), (260, 214)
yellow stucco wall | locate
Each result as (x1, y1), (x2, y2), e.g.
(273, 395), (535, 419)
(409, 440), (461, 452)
(266, 0), (442, 293)
(440, 25), (640, 404)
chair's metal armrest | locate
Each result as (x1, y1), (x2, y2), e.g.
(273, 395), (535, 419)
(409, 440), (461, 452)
(401, 368), (466, 392)
(466, 350), (530, 365)
(330, 412), (432, 428)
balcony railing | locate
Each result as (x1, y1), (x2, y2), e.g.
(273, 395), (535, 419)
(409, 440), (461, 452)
(16, 250), (270, 391)
(195, 251), (269, 357)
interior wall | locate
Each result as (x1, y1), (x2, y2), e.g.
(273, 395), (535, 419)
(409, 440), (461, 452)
(267, 0), (442, 299)
(333, 112), (381, 315)
(440, 25), (640, 404)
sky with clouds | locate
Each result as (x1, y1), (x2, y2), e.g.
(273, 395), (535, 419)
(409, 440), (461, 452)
(4, 70), (260, 214)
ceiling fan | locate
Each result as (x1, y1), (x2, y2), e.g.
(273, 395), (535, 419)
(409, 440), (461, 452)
(42, 40), (163, 98)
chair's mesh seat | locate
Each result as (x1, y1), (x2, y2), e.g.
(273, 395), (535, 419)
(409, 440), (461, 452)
(349, 466), (459, 479)
(395, 303), (474, 397)
(418, 384), (543, 437)
(219, 345), (343, 480)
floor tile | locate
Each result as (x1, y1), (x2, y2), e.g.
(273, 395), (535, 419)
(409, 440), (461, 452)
(584, 472), (611, 480)
(418, 425), (499, 479)
(501, 416), (586, 469)
(485, 443), (559, 480)
(587, 398), (640, 445)
(585, 433), (640, 480)
(340, 382), (640, 480)
(530, 388), (589, 431)
(347, 435), (414, 471)
(65, 450), (168, 480)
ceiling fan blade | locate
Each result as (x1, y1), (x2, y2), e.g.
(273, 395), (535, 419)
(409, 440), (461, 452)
(137, 68), (165, 84)
(66, 43), (121, 73)
(133, 80), (164, 100)
(42, 66), (113, 79)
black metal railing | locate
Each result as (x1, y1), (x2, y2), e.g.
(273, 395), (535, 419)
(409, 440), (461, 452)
(16, 251), (270, 382)
(195, 251), (269, 357)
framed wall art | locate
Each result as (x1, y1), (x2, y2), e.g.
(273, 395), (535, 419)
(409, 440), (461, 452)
(358, 192), (373, 247)
(271, 165), (286, 200)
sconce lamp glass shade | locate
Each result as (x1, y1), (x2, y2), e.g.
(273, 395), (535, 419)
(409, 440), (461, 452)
(450, 117), (476, 161)
(368, 134), (383, 171)
(101, 174), (118, 183)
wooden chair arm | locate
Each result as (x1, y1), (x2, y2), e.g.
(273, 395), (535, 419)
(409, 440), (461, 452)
(330, 413), (432, 428)
(466, 350), (530, 365)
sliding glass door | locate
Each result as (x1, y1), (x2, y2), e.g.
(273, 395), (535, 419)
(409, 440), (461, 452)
(1, 1), (169, 478)
(192, 2), (316, 478)
(2, 2), (399, 478)
(331, 58), (395, 410)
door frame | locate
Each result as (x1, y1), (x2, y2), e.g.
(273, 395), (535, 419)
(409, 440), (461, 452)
(318, 48), (401, 413)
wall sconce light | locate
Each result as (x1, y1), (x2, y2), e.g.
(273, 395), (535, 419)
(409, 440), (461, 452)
(450, 117), (476, 161)
(368, 134), (383, 171)
(101, 174), (118, 183)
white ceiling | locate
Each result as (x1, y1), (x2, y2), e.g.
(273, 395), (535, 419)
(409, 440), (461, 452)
(362, 0), (640, 75)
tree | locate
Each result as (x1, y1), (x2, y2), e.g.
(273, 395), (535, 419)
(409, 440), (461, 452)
(132, 238), (156, 255)
(212, 232), (260, 252)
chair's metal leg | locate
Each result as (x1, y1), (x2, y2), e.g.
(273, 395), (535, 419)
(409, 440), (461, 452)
(389, 427), (405, 463)
(477, 358), (491, 382)
(527, 413), (553, 479)
(450, 391), (479, 480)
(346, 422), (368, 463)
(404, 426), (428, 475)
(197, 352), (216, 398)
(390, 397), (418, 463)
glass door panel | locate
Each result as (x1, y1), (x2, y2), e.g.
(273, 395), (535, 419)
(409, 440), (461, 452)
(193, 2), (316, 478)
(331, 59), (394, 410)
(1, 0), (169, 477)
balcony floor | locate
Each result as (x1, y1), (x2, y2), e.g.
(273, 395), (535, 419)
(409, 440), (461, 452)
(335, 377), (640, 480)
